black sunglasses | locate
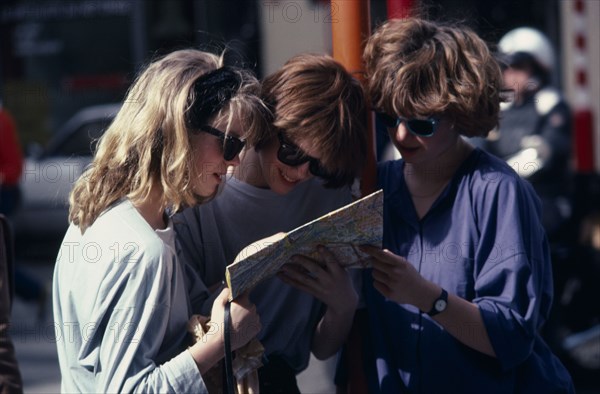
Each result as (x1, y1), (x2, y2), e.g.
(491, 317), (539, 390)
(197, 125), (246, 161)
(375, 112), (438, 137)
(276, 133), (330, 178)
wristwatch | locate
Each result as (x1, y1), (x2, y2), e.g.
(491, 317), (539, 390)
(426, 288), (448, 316)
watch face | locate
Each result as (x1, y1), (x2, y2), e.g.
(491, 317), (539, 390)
(435, 299), (447, 312)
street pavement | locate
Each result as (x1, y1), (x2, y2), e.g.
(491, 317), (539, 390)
(9, 262), (60, 393)
(8, 258), (336, 393)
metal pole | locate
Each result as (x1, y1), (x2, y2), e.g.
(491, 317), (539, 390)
(331, 0), (375, 197)
(130, 0), (147, 69)
(330, 3), (372, 394)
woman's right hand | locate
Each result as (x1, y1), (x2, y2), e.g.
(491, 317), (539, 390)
(209, 287), (261, 351)
(190, 288), (261, 374)
(360, 245), (434, 309)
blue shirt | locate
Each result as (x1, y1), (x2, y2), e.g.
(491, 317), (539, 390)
(364, 149), (574, 393)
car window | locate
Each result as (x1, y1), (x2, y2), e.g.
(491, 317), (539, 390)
(54, 119), (112, 157)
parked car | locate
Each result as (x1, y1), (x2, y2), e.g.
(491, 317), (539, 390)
(12, 104), (120, 249)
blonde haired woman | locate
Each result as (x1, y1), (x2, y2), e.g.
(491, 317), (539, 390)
(53, 49), (263, 393)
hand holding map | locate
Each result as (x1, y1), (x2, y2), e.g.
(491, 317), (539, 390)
(225, 189), (384, 299)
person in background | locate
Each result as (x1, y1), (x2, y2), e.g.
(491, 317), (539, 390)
(482, 27), (576, 361)
(1, 98), (24, 394)
(0, 100), (46, 321)
(1, 213), (23, 394)
(52, 49), (263, 393)
(484, 26), (572, 241)
(0, 102), (23, 216)
(175, 53), (367, 393)
(358, 18), (574, 393)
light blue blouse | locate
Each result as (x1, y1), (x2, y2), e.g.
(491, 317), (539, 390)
(53, 200), (207, 393)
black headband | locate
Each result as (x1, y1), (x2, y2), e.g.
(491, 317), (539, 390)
(186, 66), (242, 129)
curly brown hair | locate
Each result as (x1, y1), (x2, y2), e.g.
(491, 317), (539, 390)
(364, 18), (502, 137)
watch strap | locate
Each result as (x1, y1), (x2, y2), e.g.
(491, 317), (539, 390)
(427, 288), (448, 316)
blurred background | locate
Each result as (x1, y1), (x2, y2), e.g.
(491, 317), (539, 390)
(1, 0), (598, 392)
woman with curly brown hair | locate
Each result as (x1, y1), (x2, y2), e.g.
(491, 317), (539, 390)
(358, 18), (574, 393)
(52, 49), (265, 393)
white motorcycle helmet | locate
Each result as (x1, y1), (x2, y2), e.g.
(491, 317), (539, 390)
(498, 27), (555, 72)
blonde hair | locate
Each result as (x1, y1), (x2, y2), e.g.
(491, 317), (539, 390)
(364, 18), (502, 137)
(254, 53), (367, 188)
(69, 49), (266, 231)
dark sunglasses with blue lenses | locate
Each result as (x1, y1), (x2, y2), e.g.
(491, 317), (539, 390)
(375, 111), (438, 137)
(276, 133), (331, 178)
(197, 125), (246, 161)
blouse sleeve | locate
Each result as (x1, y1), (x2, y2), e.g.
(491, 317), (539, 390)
(79, 246), (208, 393)
(472, 175), (554, 371)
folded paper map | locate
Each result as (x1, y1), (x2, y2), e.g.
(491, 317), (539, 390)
(225, 189), (384, 299)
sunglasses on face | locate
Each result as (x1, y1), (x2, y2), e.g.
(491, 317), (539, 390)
(276, 133), (331, 178)
(196, 125), (246, 161)
(375, 112), (438, 137)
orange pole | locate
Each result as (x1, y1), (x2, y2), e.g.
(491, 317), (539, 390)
(331, 0), (376, 196)
(331, 4), (372, 394)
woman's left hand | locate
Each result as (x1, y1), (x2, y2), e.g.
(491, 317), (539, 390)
(278, 245), (358, 314)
